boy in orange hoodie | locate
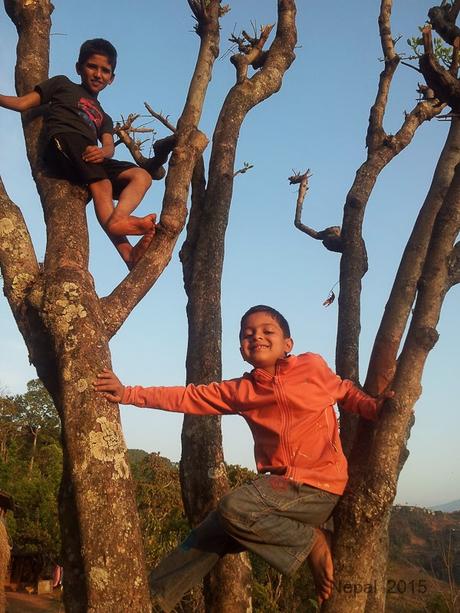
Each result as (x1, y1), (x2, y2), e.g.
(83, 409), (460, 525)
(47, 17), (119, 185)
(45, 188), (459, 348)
(95, 305), (386, 609)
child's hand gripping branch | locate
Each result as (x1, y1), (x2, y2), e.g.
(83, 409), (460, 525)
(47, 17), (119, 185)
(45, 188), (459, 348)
(94, 368), (125, 403)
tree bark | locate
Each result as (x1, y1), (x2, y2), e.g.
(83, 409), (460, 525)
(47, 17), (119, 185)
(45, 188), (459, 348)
(179, 1), (297, 610)
(365, 117), (460, 396)
(325, 157), (460, 613)
(1, 1), (218, 610)
(319, 2), (451, 611)
(335, 0), (443, 456)
(0, 516), (9, 613)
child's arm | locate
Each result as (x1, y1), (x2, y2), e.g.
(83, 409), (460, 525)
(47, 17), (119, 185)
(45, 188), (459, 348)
(0, 91), (41, 112)
(94, 368), (240, 416)
(82, 133), (115, 164)
(338, 381), (393, 420)
(313, 354), (391, 420)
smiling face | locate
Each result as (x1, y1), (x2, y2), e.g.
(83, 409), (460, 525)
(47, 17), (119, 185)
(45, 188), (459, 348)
(239, 311), (293, 374)
(76, 53), (114, 96)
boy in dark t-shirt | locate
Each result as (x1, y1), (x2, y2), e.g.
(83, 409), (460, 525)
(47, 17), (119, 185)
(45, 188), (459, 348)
(0, 39), (160, 269)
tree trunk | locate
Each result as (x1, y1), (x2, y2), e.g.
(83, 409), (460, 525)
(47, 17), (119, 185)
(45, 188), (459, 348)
(181, 0), (296, 611)
(179, 2), (297, 610)
(1, 1), (219, 610)
(0, 517), (9, 613)
(325, 153), (460, 613)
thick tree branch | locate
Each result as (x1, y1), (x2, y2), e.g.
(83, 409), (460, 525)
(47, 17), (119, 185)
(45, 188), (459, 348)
(450, 0), (460, 22)
(179, 156), (207, 290)
(179, 0), (221, 130)
(177, 4), (297, 609)
(0, 177), (40, 312)
(327, 115), (460, 613)
(369, 149), (460, 499)
(428, 1), (460, 45)
(0, 177), (59, 399)
(336, 1), (443, 390)
(101, 1), (222, 337)
(366, 0), (400, 151)
(365, 117), (460, 396)
(420, 24), (460, 108)
(178, 0), (297, 491)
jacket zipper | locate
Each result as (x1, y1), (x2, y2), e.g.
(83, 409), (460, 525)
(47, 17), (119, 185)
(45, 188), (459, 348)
(273, 371), (293, 476)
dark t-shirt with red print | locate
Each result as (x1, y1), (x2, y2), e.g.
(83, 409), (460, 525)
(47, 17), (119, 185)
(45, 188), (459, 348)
(35, 75), (113, 144)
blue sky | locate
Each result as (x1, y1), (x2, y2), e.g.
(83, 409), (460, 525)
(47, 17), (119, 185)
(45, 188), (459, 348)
(0, 1), (458, 507)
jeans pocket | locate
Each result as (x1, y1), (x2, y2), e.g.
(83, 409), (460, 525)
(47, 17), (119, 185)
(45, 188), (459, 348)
(253, 475), (300, 509)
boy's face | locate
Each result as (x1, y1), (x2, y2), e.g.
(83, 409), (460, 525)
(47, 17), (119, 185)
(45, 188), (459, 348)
(239, 312), (293, 373)
(76, 53), (114, 96)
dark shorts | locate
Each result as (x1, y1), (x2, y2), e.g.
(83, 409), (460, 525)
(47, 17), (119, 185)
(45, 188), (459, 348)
(44, 132), (137, 196)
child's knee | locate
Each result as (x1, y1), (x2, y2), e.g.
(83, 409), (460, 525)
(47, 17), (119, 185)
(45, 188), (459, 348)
(217, 491), (242, 527)
(135, 167), (152, 190)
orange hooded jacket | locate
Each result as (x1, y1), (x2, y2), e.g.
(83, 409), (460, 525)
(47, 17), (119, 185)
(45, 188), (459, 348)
(121, 352), (378, 495)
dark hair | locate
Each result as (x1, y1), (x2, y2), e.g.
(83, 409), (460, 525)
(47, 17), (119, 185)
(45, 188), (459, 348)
(240, 305), (291, 339)
(77, 39), (117, 72)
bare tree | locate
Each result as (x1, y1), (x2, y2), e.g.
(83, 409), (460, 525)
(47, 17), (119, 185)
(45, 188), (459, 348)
(293, 1), (459, 611)
(0, 0), (222, 610)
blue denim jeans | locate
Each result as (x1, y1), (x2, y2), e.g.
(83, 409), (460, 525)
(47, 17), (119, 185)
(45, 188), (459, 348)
(150, 475), (339, 612)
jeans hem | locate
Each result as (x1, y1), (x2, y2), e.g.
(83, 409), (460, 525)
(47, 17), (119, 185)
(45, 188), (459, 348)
(151, 591), (173, 613)
(284, 543), (312, 576)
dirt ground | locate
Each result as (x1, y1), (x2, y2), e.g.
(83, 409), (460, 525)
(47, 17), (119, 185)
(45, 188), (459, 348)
(6, 590), (63, 612)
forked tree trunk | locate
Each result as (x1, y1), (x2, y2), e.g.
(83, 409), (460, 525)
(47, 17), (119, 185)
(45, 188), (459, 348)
(326, 157), (460, 612)
(289, 2), (456, 610)
(325, 11), (460, 611)
(0, 1), (220, 610)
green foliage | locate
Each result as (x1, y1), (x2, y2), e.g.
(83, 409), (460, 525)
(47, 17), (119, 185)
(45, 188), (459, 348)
(0, 380), (62, 566)
(407, 29), (455, 68)
(13, 378), (60, 440)
(131, 452), (189, 568)
(128, 448), (148, 471)
(425, 593), (451, 612)
(250, 553), (318, 612)
(226, 463), (257, 488)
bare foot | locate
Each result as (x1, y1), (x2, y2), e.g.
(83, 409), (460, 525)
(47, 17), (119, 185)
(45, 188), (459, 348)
(308, 528), (334, 604)
(128, 229), (155, 270)
(109, 213), (156, 237)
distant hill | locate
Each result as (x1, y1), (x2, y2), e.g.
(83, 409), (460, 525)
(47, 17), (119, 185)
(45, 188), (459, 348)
(389, 505), (460, 583)
(127, 448), (148, 466)
(430, 498), (460, 513)
(387, 505), (460, 611)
